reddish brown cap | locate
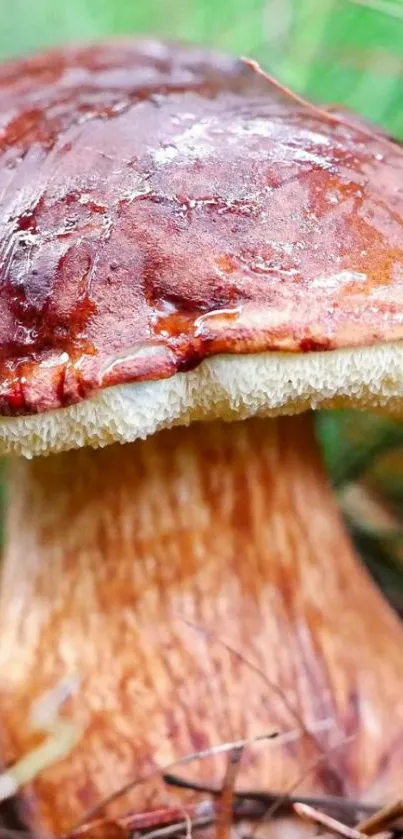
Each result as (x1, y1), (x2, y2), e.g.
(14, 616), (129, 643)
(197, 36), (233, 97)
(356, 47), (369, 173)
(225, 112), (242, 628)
(0, 39), (402, 454)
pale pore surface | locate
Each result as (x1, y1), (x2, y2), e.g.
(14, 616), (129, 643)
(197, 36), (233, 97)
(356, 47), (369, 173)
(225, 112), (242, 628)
(1, 343), (403, 457)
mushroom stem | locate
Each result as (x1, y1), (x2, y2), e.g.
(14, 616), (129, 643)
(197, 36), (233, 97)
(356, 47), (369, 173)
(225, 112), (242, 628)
(1, 414), (403, 834)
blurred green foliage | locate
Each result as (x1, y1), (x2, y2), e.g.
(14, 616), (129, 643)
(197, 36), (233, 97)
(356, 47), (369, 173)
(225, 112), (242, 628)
(319, 411), (403, 488)
(0, 0), (269, 58)
(0, 0), (402, 598)
(282, 0), (403, 137)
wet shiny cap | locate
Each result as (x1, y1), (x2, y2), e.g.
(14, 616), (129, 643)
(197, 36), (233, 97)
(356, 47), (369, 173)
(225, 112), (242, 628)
(0, 38), (403, 457)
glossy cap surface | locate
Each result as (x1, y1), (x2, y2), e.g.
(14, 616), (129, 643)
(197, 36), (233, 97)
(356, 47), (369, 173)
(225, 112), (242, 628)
(0, 39), (402, 454)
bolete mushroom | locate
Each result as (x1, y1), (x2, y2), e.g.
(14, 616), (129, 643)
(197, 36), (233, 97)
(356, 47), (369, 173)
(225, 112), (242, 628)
(0, 38), (403, 837)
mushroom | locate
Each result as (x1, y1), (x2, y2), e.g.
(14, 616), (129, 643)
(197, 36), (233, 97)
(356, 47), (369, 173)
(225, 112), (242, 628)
(0, 37), (403, 837)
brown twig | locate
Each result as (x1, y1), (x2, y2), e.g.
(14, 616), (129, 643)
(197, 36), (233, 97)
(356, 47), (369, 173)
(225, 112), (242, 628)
(294, 802), (367, 839)
(216, 747), (244, 839)
(67, 755), (403, 839)
(241, 58), (402, 154)
(357, 799), (403, 835)
(67, 803), (213, 839)
(67, 798), (276, 839)
(120, 804), (212, 834)
(182, 619), (343, 794)
(163, 773), (378, 824)
(70, 731), (279, 832)
(247, 735), (355, 839)
(143, 816), (208, 839)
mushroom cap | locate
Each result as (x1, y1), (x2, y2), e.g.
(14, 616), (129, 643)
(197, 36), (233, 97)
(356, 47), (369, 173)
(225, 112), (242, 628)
(0, 38), (403, 456)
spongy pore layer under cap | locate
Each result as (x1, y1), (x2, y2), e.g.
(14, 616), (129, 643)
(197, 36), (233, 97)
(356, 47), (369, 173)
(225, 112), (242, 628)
(1, 343), (403, 458)
(0, 38), (402, 456)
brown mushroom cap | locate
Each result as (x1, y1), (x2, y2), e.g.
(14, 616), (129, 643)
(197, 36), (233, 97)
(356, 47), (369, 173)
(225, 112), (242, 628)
(0, 39), (403, 456)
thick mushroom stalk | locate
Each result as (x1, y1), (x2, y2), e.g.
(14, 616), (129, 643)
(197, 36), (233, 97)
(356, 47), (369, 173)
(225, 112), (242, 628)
(1, 414), (403, 834)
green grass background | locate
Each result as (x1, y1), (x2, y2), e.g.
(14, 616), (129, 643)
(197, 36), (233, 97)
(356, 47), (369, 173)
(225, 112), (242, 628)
(0, 0), (403, 603)
(1, 0), (402, 135)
